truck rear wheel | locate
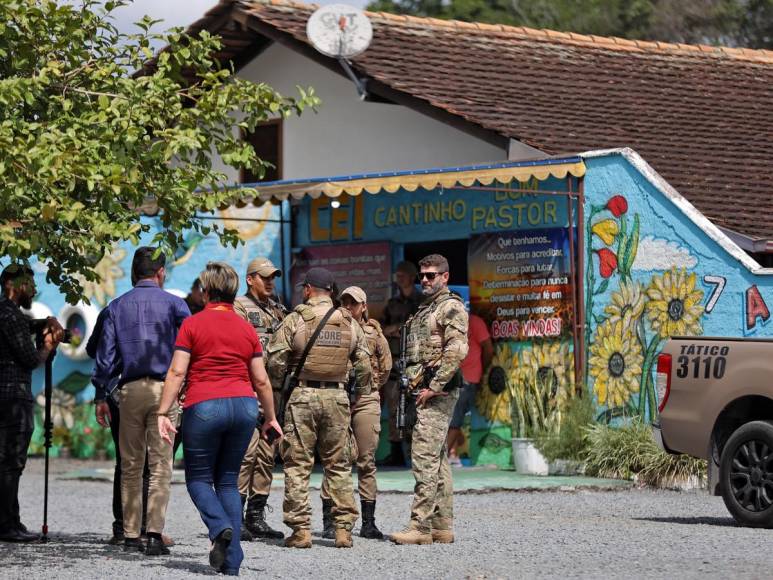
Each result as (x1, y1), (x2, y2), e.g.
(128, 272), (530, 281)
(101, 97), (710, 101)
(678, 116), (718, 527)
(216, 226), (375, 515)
(720, 420), (773, 528)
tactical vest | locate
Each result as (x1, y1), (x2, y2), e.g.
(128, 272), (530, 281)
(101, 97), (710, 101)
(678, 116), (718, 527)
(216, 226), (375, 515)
(234, 295), (286, 350)
(405, 290), (464, 367)
(362, 319), (382, 358)
(291, 304), (354, 383)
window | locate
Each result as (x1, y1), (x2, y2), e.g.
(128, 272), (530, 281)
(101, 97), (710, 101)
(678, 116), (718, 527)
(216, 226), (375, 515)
(241, 119), (282, 183)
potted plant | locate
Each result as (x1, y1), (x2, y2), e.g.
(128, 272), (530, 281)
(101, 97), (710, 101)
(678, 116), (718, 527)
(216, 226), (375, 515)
(533, 394), (596, 475)
(509, 341), (575, 475)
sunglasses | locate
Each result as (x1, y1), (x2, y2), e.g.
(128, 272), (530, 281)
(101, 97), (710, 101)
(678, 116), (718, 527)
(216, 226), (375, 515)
(418, 272), (442, 281)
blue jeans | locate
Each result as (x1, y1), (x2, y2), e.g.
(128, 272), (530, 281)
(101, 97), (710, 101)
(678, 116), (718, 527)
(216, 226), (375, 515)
(183, 396), (257, 575)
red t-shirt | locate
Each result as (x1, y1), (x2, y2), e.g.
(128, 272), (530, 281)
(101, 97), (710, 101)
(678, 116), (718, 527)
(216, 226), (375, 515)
(460, 314), (491, 384)
(175, 303), (262, 408)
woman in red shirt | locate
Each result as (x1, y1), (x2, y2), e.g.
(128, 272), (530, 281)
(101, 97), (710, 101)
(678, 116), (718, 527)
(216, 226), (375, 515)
(157, 262), (282, 575)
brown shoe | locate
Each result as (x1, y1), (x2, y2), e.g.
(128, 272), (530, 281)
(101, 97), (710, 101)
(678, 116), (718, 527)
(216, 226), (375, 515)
(284, 529), (312, 549)
(334, 528), (352, 548)
(431, 529), (454, 543)
(389, 528), (433, 545)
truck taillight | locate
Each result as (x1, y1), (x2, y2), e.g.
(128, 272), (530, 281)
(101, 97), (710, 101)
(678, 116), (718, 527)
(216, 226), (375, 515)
(656, 353), (672, 413)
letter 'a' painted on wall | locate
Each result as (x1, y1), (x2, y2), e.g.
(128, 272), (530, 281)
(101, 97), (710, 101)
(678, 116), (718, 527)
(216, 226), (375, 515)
(745, 284), (771, 332)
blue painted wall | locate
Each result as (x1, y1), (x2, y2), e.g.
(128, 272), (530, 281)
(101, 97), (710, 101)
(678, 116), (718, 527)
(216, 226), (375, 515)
(582, 152), (773, 423)
(25, 150), (773, 459)
(20, 204), (286, 457)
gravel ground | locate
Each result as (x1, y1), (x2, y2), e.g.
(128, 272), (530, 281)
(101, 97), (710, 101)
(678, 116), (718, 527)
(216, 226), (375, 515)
(2, 458), (772, 579)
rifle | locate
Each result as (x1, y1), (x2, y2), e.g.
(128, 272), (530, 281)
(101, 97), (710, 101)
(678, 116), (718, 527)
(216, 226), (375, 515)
(345, 369), (357, 405)
(276, 307), (337, 426)
(396, 323), (411, 439)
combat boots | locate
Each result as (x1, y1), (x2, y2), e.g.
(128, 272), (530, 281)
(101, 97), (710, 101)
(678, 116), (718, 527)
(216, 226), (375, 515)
(239, 495), (253, 542)
(431, 529), (455, 543)
(389, 528), (433, 545)
(334, 528), (353, 548)
(284, 529), (312, 549)
(321, 498), (335, 539)
(431, 518), (454, 543)
(245, 494), (284, 540)
(359, 500), (383, 539)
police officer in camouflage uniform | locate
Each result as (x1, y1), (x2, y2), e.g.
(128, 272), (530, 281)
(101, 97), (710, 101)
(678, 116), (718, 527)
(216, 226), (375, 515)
(267, 268), (373, 549)
(321, 286), (391, 540)
(389, 254), (468, 546)
(234, 257), (288, 541)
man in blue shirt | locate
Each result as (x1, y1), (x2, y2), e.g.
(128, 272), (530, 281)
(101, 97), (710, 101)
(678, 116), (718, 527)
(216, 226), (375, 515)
(93, 247), (189, 556)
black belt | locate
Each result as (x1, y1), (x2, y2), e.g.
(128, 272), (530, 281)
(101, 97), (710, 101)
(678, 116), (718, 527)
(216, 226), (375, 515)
(303, 380), (342, 389)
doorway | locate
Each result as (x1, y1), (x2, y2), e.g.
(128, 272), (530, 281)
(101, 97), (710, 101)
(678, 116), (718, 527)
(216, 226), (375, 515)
(403, 239), (469, 285)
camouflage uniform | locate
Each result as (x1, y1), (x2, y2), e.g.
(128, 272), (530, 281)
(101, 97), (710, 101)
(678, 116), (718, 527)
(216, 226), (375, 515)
(404, 288), (468, 534)
(321, 318), (391, 502)
(267, 295), (373, 533)
(234, 294), (287, 498)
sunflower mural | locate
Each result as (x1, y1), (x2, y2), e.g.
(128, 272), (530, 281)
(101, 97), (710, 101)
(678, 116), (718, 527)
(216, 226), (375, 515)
(477, 343), (516, 424)
(586, 193), (705, 422)
(76, 246), (126, 306)
(511, 340), (575, 438)
(588, 320), (643, 408)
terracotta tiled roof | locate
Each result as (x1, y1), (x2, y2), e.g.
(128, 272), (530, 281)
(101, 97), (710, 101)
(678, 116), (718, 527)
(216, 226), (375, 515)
(191, 0), (773, 241)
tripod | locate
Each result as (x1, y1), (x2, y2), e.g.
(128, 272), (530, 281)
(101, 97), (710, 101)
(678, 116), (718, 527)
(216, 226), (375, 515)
(41, 348), (56, 543)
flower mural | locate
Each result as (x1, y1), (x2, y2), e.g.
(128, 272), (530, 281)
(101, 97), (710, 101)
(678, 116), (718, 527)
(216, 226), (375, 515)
(645, 268), (704, 339)
(596, 248), (618, 279)
(478, 343), (516, 424)
(77, 246), (126, 306)
(588, 320), (643, 408)
(586, 194), (705, 422)
(605, 280), (645, 330)
(591, 219), (619, 246)
(512, 340), (575, 437)
(35, 388), (76, 429)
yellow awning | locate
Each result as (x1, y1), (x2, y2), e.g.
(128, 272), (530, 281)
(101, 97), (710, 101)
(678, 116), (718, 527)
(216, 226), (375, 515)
(234, 158), (586, 205)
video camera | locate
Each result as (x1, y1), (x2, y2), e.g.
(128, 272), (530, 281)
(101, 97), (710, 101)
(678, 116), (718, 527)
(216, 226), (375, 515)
(29, 318), (72, 346)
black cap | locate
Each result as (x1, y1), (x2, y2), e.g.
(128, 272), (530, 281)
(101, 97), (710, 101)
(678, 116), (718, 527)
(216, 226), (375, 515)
(296, 267), (335, 291)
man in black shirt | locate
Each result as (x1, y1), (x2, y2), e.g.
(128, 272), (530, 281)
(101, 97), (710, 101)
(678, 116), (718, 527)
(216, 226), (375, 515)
(379, 261), (422, 466)
(184, 277), (205, 315)
(0, 264), (63, 542)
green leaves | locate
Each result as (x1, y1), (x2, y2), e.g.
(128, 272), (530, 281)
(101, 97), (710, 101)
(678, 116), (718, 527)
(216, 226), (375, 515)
(0, 0), (320, 303)
(617, 214), (640, 280)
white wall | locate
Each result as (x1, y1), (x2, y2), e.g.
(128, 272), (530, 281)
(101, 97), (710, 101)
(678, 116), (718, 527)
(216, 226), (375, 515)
(215, 42), (507, 182)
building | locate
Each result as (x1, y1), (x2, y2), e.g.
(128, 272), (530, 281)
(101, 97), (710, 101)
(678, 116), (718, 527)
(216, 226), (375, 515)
(25, 0), (773, 466)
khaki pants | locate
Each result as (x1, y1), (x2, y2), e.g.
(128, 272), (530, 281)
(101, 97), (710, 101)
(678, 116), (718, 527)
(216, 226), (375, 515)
(118, 378), (175, 537)
(281, 387), (357, 531)
(238, 391), (281, 497)
(321, 392), (380, 502)
(409, 390), (459, 533)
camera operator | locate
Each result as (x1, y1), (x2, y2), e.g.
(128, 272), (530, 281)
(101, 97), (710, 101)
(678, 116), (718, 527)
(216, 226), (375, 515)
(0, 264), (64, 542)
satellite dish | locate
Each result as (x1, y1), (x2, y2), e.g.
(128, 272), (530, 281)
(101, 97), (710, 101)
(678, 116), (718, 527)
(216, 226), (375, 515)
(306, 4), (373, 59)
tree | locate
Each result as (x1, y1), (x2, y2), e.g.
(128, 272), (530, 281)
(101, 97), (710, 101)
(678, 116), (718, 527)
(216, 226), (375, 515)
(736, 0), (773, 48)
(365, 0), (771, 49)
(0, 0), (319, 303)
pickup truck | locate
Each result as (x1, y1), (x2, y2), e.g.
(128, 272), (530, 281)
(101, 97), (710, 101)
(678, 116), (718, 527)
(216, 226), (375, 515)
(653, 337), (773, 527)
